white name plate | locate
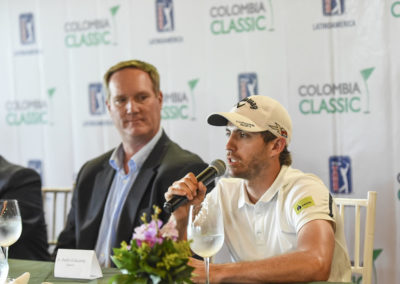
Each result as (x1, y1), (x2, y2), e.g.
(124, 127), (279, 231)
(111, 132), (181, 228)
(54, 249), (103, 279)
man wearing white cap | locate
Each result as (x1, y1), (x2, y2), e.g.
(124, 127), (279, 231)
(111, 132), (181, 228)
(165, 95), (351, 283)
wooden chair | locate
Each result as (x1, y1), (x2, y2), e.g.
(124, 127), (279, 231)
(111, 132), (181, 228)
(335, 191), (377, 284)
(41, 187), (72, 246)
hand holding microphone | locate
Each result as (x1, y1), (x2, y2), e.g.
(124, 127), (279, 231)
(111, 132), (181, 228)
(163, 159), (226, 214)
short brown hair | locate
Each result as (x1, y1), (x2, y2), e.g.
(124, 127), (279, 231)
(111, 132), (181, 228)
(103, 59), (160, 101)
(261, 131), (292, 166)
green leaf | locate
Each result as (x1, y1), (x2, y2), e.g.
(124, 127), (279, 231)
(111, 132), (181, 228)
(373, 248), (383, 260)
(110, 206), (195, 283)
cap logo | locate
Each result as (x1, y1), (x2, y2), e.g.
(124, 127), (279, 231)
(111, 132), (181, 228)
(269, 122), (288, 138)
(236, 97), (258, 110)
(236, 120), (255, 128)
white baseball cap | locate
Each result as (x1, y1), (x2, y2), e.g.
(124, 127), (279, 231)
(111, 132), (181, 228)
(207, 95), (292, 144)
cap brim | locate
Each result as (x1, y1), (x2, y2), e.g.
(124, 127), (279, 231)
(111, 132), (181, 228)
(207, 112), (266, 132)
(207, 113), (229, 126)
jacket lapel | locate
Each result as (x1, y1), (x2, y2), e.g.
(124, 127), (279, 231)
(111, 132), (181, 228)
(79, 156), (115, 248)
(114, 132), (170, 246)
(87, 165), (115, 222)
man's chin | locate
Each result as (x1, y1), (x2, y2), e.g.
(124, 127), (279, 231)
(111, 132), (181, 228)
(124, 129), (156, 140)
(123, 124), (146, 132)
(228, 168), (249, 179)
(228, 169), (241, 178)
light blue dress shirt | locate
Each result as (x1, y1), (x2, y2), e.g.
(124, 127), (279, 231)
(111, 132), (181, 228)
(94, 128), (162, 267)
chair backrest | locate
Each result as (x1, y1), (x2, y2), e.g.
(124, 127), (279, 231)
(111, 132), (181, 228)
(334, 191), (377, 284)
(41, 187), (72, 246)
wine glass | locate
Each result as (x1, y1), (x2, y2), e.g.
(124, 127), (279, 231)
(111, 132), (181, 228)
(0, 248), (8, 284)
(0, 200), (22, 281)
(187, 199), (224, 284)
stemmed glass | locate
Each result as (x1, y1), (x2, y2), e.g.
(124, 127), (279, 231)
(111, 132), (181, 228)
(0, 200), (22, 282)
(0, 248), (8, 284)
(187, 199), (224, 284)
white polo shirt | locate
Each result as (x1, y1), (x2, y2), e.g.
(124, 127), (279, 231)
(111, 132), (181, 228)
(208, 165), (351, 282)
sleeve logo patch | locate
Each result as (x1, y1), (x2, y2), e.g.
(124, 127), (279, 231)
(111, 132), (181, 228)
(294, 196), (315, 215)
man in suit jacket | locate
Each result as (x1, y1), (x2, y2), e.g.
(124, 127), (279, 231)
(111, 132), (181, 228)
(0, 155), (50, 261)
(55, 59), (208, 267)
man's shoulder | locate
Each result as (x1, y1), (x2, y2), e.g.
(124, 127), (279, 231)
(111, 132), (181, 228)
(83, 150), (114, 166)
(154, 132), (203, 164)
(280, 166), (330, 210)
(153, 137), (207, 177)
(77, 149), (114, 176)
(164, 140), (203, 163)
(282, 166), (326, 190)
(0, 156), (39, 181)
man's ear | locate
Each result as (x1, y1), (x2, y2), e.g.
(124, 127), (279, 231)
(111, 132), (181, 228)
(106, 99), (111, 112)
(272, 137), (286, 154)
(158, 91), (163, 104)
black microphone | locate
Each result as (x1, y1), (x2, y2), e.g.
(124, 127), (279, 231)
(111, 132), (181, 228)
(163, 159), (226, 214)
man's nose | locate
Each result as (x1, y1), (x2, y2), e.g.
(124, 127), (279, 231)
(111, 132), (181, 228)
(126, 99), (139, 113)
(226, 135), (236, 152)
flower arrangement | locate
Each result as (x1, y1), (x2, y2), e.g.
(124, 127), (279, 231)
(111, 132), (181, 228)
(110, 206), (194, 284)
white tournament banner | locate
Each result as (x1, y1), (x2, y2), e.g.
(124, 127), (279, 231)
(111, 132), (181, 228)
(0, 1), (398, 283)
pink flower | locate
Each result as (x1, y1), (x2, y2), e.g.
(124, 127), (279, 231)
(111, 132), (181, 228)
(133, 220), (163, 247)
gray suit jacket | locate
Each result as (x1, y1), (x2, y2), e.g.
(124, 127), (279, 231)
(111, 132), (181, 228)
(55, 131), (208, 252)
(0, 156), (50, 260)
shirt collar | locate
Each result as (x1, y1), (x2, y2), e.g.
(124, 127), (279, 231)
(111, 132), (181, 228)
(238, 180), (248, 208)
(237, 165), (289, 208)
(109, 127), (163, 174)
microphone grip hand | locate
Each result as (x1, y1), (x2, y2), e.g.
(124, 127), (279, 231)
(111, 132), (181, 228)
(163, 173), (207, 214)
(163, 159), (226, 214)
(163, 195), (189, 214)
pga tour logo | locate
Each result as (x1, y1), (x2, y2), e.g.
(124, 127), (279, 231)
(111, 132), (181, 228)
(323, 0), (345, 16)
(156, 0), (174, 32)
(88, 83), (106, 115)
(19, 13), (35, 44)
(238, 73), (258, 100)
(28, 159), (43, 178)
(329, 156), (352, 194)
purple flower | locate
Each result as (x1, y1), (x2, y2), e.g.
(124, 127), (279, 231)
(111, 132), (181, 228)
(133, 220), (164, 247)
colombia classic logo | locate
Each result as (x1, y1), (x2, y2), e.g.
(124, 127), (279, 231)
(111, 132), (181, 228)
(209, 1), (275, 35)
(238, 73), (258, 100)
(162, 78), (199, 121)
(64, 5), (120, 48)
(329, 156), (352, 194)
(4, 87), (56, 126)
(298, 67), (375, 115)
(392, 1), (400, 17)
(5, 100), (47, 126)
